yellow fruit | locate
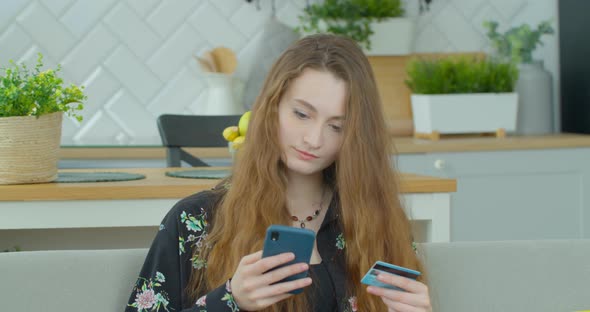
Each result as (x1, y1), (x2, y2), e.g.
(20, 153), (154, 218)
(222, 126), (239, 142)
(238, 111), (251, 137)
(232, 136), (245, 150)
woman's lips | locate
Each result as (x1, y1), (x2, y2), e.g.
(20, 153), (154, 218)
(294, 148), (318, 160)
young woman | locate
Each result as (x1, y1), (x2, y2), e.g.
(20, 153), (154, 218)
(126, 34), (431, 312)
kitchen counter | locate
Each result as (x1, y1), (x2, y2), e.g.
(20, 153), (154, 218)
(0, 168), (456, 246)
(58, 134), (590, 161)
(0, 168), (456, 201)
(392, 133), (590, 153)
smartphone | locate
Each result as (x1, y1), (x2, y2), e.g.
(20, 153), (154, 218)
(361, 260), (421, 291)
(261, 225), (316, 294)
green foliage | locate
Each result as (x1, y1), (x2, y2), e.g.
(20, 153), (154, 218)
(297, 0), (404, 50)
(483, 20), (554, 64)
(405, 57), (519, 94)
(1, 245), (21, 252)
(0, 53), (86, 121)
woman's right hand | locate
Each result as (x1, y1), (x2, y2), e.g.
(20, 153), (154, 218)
(230, 250), (312, 311)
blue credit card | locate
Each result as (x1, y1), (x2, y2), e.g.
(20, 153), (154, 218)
(361, 261), (421, 291)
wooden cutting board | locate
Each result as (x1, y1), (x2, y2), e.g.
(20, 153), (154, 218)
(367, 52), (484, 136)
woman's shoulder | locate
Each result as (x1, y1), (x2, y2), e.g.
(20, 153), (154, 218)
(160, 189), (223, 233)
(178, 188), (221, 208)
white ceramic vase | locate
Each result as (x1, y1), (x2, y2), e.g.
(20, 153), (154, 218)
(515, 61), (553, 134)
(202, 73), (245, 115)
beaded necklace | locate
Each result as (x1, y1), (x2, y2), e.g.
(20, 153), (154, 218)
(290, 186), (328, 228)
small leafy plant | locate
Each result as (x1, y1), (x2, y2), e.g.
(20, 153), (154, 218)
(0, 53), (86, 121)
(483, 20), (554, 64)
(1, 245), (21, 252)
(405, 57), (518, 94)
(297, 0), (404, 50)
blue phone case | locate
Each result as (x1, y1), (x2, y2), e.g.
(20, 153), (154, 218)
(262, 225), (316, 294)
(361, 261), (421, 291)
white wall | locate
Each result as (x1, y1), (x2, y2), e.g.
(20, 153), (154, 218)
(0, 0), (558, 145)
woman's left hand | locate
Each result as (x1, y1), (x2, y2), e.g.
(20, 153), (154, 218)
(366, 273), (432, 312)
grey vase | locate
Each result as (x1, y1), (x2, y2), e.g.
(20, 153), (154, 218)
(515, 61), (553, 135)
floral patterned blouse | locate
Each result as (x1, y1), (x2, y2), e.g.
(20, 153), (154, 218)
(125, 189), (358, 312)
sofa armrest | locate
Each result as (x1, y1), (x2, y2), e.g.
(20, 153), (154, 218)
(0, 248), (148, 312)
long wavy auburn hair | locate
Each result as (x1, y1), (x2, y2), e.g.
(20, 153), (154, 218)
(186, 34), (424, 311)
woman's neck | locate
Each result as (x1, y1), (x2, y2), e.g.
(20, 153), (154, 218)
(286, 171), (323, 197)
(285, 171), (326, 216)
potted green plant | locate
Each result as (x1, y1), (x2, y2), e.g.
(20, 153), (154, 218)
(483, 20), (554, 64)
(483, 20), (555, 135)
(0, 53), (85, 184)
(405, 56), (519, 139)
(297, 0), (415, 55)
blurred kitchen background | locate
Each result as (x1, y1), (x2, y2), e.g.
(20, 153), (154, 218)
(0, 0), (557, 146)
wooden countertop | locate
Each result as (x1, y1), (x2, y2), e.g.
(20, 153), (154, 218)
(59, 134), (590, 160)
(392, 133), (590, 153)
(0, 168), (456, 201)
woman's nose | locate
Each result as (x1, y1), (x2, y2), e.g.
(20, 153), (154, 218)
(303, 124), (323, 149)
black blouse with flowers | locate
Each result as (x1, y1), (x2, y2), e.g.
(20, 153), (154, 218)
(125, 188), (359, 312)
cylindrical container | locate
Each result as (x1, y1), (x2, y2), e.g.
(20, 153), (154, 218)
(516, 60), (554, 135)
(0, 112), (62, 184)
(202, 73), (245, 115)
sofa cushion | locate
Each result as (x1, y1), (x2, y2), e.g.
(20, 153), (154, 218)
(2, 240), (590, 311)
(419, 239), (590, 312)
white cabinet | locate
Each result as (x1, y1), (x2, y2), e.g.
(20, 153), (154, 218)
(395, 148), (590, 241)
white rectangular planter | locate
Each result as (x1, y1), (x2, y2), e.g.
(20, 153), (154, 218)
(411, 93), (518, 135)
(309, 17), (415, 56)
(364, 17), (415, 55)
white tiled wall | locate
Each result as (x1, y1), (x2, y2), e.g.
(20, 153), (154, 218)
(0, 0), (558, 146)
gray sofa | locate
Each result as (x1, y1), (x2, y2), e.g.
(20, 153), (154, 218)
(1, 240), (589, 312)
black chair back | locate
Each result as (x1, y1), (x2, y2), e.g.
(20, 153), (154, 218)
(157, 114), (241, 167)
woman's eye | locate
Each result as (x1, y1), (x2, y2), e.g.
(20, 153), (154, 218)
(329, 124), (342, 132)
(294, 109), (308, 119)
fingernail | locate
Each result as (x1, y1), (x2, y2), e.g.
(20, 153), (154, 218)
(367, 286), (376, 294)
(300, 264), (308, 270)
(283, 253), (294, 260)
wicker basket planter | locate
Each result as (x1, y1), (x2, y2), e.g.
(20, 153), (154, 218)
(0, 112), (63, 184)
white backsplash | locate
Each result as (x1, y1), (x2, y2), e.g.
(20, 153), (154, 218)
(0, 0), (558, 146)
